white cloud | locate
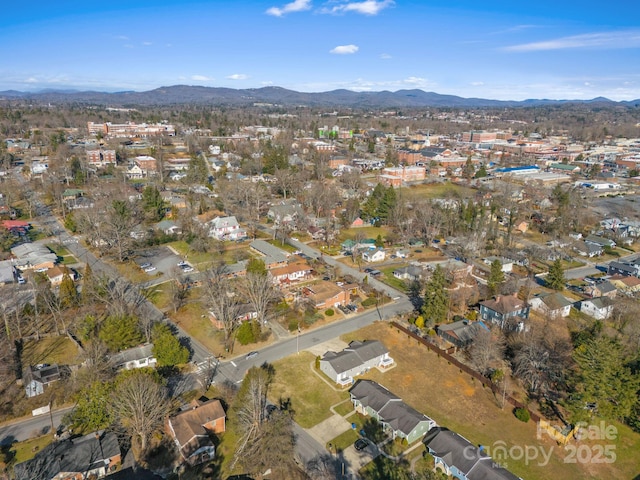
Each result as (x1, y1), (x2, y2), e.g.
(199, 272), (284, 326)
(404, 76), (427, 85)
(114, 35), (129, 41)
(266, 0), (311, 17)
(470, 81), (485, 86)
(24, 77), (38, 84)
(191, 75), (212, 81)
(504, 30), (640, 52)
(142, 41), (152, 46)
(330, 44), (359, 54)
(379, 53), (392, 59)
(323, 0), (394, 16)
(227, 74), (249, 80)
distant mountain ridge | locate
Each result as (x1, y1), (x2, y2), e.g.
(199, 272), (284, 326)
(1, 85), (638, 108)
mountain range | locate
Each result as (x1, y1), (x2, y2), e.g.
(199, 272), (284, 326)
(1, 85), (639, 109)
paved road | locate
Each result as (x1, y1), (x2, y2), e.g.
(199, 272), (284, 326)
(0, 406), (73, 446)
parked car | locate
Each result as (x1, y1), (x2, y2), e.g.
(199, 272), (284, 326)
(180, 264), (194, 273)
(354, 438), (368, 451)
(246, 351), (259, 360)
(177, 260), (188, 267)
(140, 262), (152, 269)
(143, 265), (156, 273)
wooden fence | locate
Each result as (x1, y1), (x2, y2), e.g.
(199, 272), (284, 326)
(391, 321), (540, 423)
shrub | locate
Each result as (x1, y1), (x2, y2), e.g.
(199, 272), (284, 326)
(315, 356), (321, 369)
(361, 297), (377, 307)
(325, 308), (335, 316)
(514, 407), (530, 423)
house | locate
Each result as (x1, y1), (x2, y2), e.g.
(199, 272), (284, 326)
(0, 260), (15, 285)
(14, 430), (121, 480)
(320, 340), (394, 386)
(349, 380), (436, 444)
(483, 256), (513, 273)
(479, 294), (529, 332)
(423, 427), (521, 480)
(208, 216), (247, 241)
(126, 163), (144, 179)
(11, 243), (58, 271)
(111, 344), (157, 370)
(167, 398), (226, 466)
(362, 249), (386, 263)
(302, 281), (350, 309)
(584, 235), (616, 249)
(24, 364), (61, 398)
(209, 304), (258, 329)
(437, 320), (489, 348)
(249, 240), (288, 268)
(270, 262), (313, 286)
(573, 240), (604, 257)
(393, 265), (426, 282)
(529, 292), (573, 319)
(267, 202), (305, 227)
(584, 280), (617, 298)
(609, 274), (640, 293)
(608, 261), (640, 277)
(45, 266), (70, 286)
(578, 297), (615, 320)
(155, 219), (182, 236)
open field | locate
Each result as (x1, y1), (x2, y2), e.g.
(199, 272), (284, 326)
(404, 182), (476, 199)
(268, 322), (640, 480)
(22, 336), (81, 366)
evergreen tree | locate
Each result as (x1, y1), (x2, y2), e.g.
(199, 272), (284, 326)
(141, 185), (165, 222)
(474, 165), (488, 178)
(69, 380), (114, 431)
(152, 323), (189, 367)
(59, 271), (78, 308)
(487, 259), (505, 296)
(546, 258), (566, 291)
(571, 337), (640, 421)
(99, 314), (144, 352)
(421, 265), (449, 326)
(246, 257), (268, 276)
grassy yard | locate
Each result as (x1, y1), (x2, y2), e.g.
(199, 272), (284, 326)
(339, 226), (392, 243)
(380, 266), (409, 292)
(4, 434), (54, 467)
(405, 182), (476, 200)
(338, 322), (640, 480)
(21, 336), (81, 366)
(269, 352), (349, 428)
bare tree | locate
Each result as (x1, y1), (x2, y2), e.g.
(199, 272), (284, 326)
(238, 272), (281, 326)
(468, 329), (505, 376)
(109, 370), (172, 457)
(203, 264), (241, 352)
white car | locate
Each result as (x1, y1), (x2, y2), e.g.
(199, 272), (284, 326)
(143, 265), (156, 273)
(180, 265), (194, 273)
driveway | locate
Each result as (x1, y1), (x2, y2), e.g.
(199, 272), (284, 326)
(308, 414), (352, 446)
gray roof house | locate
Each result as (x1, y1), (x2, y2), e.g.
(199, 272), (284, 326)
(24, 364), (61, 398)
(0, 260), (15, 284)
(584, 235), (616, 249)
(578, 297), (615, 320)
(249, 240), (288, 268)
(393, 265), (426, 282)
(111, 344), (157, 370)
(320, 340), (394, 386)
(437, 320), (489, 348)
(529, 292), (573, 319)
(423, 427), (521, 480)
(349, 380), (435, 444)
(14, 430), (121, 480)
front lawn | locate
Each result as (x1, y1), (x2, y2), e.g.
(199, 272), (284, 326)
(269, 352), (349, 428)
(22, 336), (80, 366)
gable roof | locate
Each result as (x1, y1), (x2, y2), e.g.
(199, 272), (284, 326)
(111, 344), (155, 368)
(424, 427), (520, 480)
(437, 320), (488, 344)
(349, 379), (400, 412)
(169, 399), (225, 460)
(321, 340), (389, 375)
(534, 292), (573, 311)
(14, 431), (120, 480)
(480, 294), (526, 315)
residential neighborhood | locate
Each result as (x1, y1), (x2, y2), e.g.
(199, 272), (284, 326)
(0, 90), (639, 480)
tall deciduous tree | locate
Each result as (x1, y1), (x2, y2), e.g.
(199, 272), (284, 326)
(109, 369), (171, 457)
(204, 264), (241, 352)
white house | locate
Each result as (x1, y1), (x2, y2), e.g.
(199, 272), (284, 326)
(483, 256), (513, 273)
(362, 249), (386, 263)
(126, 164), (144, 179)
(320, 340), (394, 386)
(207, 216), (247, 241)
(110, 344), (157, 370)
(578, 297), (614, 320)
(529, 292), (573, 319)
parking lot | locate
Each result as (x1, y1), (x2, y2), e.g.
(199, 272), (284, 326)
(135, 246), (189, 278)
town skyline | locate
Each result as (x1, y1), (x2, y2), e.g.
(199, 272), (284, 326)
(2, 0), (640, 101)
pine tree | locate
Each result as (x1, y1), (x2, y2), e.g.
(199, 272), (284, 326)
(487, 259), (505, 296)
(152, 323), (189, 367)
(422, 265), (449, 326)
(546, 258), (566, 291)
(59, 271), (78, 308)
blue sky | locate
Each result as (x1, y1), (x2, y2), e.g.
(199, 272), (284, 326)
(1, 0), (639, 100)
